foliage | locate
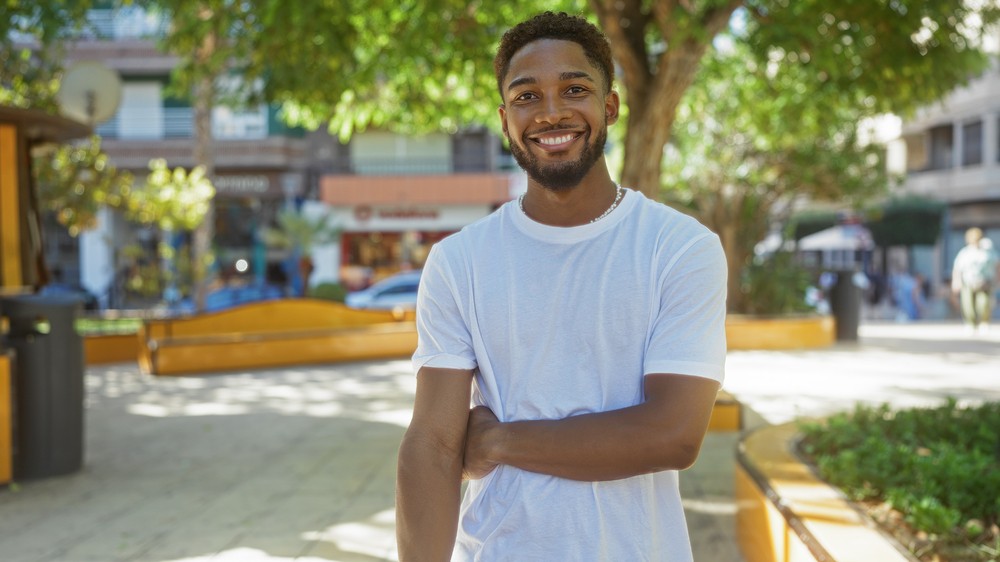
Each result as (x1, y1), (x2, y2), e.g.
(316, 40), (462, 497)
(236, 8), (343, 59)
(33, 136), (135, 235)
(10, 1), (1000, 312)
(739, 252), (815, 315)
(799, 399), (1000, 560)
(143, 0), (555, 138)
(261, 209), (339, 254)
(661, 40), (888, 312)
(120, 242), (165, 298)
(785, 210), (841, 242)
(75, 316), (143, 336)
(744, 1), (1000, 120)
(307, 282), (348, 303)
(125, 158), (215, 231)
(0, 1), (101, 109)
(865, 196), (947, 247)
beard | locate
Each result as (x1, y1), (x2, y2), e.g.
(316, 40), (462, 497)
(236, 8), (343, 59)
(507, 121), (608, 192)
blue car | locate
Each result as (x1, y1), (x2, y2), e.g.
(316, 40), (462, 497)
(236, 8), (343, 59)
(345, 271), (421, 310)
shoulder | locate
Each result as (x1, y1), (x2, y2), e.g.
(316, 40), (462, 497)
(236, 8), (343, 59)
(624, 189), (721, 254)
(628, 190), (714, 233)
(435, 205), (509, 252)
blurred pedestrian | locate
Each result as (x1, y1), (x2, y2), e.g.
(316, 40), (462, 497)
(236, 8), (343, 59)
(395, 12), (727, 562)
(890, 269), (924, 321)
(951, 227), (998, 332)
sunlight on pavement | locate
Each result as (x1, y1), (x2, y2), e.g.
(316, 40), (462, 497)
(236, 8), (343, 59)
(301, 508), (399, 561)
(109, 360), (417, 428)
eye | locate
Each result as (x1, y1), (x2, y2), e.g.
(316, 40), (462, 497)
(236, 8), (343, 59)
(566, 86), (589, 95)
(513, 91), (538, 102)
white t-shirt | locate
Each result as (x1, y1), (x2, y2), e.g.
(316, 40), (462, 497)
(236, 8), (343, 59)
(412, 188), (728, 561)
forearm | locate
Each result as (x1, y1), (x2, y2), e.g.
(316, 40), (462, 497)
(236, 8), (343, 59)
(465, 375), (721, 482)
(487, 402), (700, 481)
(396, 432), (464, 561)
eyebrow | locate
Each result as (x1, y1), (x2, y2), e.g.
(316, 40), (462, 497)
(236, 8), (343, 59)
(505, 71), (596, 92)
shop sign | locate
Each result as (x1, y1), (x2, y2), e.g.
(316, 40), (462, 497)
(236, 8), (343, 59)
(214, 175), (272, 195)
(354, 205), (439, 222)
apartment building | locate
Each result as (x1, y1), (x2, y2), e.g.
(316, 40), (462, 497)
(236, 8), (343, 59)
(895, 62), (1000, 289)
(49, 6), (519, 305)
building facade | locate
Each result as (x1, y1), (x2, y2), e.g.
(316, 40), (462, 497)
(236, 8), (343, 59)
(895, 62), (1000, 290)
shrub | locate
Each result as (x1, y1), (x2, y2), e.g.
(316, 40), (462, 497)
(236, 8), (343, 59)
(308, 282), (347, 303)
(799, 400), (1000, 560)
(739, 251), (815, 315)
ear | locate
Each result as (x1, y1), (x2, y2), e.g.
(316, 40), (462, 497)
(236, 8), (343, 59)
(498, 104), (509, 137)
(604, 90), (620, 125)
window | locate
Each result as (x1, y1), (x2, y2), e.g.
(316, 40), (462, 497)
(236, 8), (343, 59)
(928, 125), (953, 170)
(962, 120), (982, 166)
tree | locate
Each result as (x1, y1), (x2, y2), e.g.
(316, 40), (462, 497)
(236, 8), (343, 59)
(33, 136), (134, 236)
(11, 2), (1000, 311)
(661, 41), (889, 312)
(1, 2), (97, 110)
(126, 158), (215, 302)
(250, 1), (1000, 202)
(260, 209), (339, 296)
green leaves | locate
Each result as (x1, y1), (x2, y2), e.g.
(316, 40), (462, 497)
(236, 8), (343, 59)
(33, 136), (135, 235)
(260, 209), (339, 254)
(744, 0), (1000, 118)
(799, 399), (1000, 553)
(128, 158), (215, 231)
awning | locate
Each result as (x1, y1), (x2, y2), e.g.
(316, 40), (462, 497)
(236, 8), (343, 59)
(798, 224), (874, 251)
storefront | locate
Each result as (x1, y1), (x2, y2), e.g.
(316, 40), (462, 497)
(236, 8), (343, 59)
(212, 170), (303, 286)
(332, 203), (495, 289)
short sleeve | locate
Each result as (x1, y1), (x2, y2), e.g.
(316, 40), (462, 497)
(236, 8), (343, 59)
(411, 243), (478, 373)
(643, 233), (728, 383)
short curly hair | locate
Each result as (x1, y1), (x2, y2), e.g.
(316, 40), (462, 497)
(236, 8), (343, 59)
(494, 12), (614, 99)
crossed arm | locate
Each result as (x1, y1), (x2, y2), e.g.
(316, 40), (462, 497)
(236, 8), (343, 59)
(395, 367), (721, 560)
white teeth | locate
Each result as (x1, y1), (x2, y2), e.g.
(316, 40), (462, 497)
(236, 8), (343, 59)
(537, 134), (574, 146)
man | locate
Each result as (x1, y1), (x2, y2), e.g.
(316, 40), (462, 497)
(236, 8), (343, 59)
(396, 12), (727, 561)
(952, 227), (998, 332)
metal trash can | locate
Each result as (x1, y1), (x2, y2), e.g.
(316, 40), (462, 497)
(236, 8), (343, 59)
(829, 271), (864, 342)
(0, 294), (84, 479)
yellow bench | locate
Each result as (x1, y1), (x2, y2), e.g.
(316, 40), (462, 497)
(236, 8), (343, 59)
(139, 299), (417, 376)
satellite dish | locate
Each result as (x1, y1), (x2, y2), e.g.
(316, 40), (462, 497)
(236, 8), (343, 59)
(56, 61), (123, 125)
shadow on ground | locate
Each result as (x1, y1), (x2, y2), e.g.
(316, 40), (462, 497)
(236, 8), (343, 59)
(0, 360), (414, 562)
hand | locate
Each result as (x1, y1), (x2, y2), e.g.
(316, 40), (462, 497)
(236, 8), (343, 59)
(463, 406), (501, 480)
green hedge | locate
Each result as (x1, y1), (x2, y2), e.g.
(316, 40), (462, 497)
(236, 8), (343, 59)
(799, 399), (1000, 560)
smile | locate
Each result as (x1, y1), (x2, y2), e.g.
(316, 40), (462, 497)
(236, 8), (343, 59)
(528, 130), (583, 150)
(537, 134), (576, 146)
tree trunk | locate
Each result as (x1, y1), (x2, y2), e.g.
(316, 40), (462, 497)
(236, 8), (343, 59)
(191, 24), (216, 312)
(592, 0), (742, 199)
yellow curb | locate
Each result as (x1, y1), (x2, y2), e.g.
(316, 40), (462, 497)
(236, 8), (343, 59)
(736, 422), (917, 562)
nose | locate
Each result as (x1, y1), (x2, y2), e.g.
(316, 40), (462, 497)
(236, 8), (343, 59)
(535, 97), (572, 125)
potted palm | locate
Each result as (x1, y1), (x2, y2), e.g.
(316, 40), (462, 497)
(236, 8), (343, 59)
(261, 209), (339, 296)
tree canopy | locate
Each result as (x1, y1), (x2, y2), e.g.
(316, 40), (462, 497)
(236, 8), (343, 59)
(7, 1), (1000, 312)
(661, 39), (891, 311)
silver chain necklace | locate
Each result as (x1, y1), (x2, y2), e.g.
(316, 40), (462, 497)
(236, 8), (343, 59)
(519, 184), (625, 224)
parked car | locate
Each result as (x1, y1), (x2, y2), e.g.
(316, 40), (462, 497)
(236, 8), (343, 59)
(345, 270), (421, 310)
(39, 283), (100, 310)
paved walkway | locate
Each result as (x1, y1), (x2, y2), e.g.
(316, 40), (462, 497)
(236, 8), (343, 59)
(0, 321), (996, 561)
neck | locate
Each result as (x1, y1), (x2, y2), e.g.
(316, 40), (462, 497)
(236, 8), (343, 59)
(521, 163), (619, 227)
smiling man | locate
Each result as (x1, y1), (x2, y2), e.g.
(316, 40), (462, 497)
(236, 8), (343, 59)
(395, 12), (728, 561)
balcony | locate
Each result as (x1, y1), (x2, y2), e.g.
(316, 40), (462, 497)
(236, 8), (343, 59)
(79, 8), (168, 40)
(903, 165), (1000, 203)
(96, 107), (269, 141)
